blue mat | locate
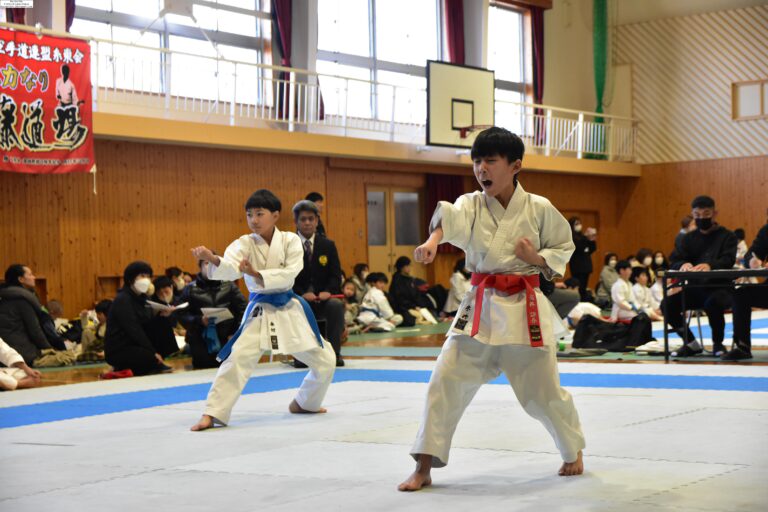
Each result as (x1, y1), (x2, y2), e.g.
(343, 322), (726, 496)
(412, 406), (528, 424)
(2, 369), (768, 429)
(652, 317), (768, 340)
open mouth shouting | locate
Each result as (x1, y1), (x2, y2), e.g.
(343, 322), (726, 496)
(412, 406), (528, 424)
(480, 179), (493, 189)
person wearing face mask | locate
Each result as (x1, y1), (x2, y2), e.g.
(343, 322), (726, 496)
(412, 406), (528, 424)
(350, 263), (370, 303)
(651, 251), (669, 273)
(0, 264), (53, 365)
(636, 248), (656, 282)
(664, 196), (737, 357)
(180, 257), (248, 369)
(568, 216), (597, 302)
(595, 253), (619, 307)
(104, 261), (173, 376)
(165, 267), (187, 298)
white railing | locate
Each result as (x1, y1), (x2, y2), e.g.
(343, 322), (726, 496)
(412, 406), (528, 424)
(1, 23), (637, 160)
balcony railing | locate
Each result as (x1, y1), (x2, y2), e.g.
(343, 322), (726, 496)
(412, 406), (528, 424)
(2, 22), (637, 161)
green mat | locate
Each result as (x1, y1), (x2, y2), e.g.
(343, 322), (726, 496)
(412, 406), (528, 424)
(346, 323), (451, 343)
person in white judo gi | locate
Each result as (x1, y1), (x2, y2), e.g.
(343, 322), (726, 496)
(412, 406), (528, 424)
(399, 127), (586, 491)
(190, 189), (337, 431)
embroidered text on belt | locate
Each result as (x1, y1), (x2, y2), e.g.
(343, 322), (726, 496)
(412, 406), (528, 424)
(469, 273), (543, 347)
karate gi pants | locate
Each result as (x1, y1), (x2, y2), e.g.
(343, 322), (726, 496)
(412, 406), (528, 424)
(411, 334), (585, 466)
(203, 336), (336, 425)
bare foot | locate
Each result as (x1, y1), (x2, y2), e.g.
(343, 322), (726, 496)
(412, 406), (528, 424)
(289, 399), (327, 414)
(558, 450), (584, 476)
(398, 454), (433, 492)
(190, 414), (216, 431)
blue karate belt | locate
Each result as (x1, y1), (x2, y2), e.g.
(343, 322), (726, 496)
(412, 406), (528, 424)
(216, 290), (324, 362)
(360, 306), (382, 318)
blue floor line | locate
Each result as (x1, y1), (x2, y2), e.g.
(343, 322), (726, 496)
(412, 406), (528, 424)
(2, 369), (768, 430)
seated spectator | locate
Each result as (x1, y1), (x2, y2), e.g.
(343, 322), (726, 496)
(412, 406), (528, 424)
(650, 272), (664, 311)
(610, 260), (640, 322)
(358, 273), (403, 332)
(722, 222), (768, 361)
(631, 267), (662, 321)
(652, 251), (669, 274)
(180, 258), (247, 369)
(0, 336), (42, 391)
(350, 263), (369, 302)
(0, 264), (53, 366)
(341, 279), (362, 332)
(143, 276), (183, 358)
(627, 254), (640, 267)
(674, 214), (696, 256)
(390, 256), (437, 326)
(636, 248), (656, 281)
(77, 300), (111, 362)
(443, 258), (471, 317)
(105, 261), (173, 376)
(663, 195), (736, 357)
(547, 277), (581, 320)
(165, 266), (187, 298)
(182, 271), (194, 285)
(734, 228), (748, 267)
(46, 299), (82, 346)
(594, 253), (618, 307)
(293, 200), (346, 366)
(305, 191), (327, 237)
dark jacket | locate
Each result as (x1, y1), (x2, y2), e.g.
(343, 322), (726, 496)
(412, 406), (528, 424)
(389, 272), (423, 313)
(671, 225), (737, 284)
(180, 275), (248, 367)
(293, 234), (342, 295)
(748, 223), (768, 261)
(104, 287), (156, 360)
(0, 285), (52, 365)
(569, 233), (597, 274)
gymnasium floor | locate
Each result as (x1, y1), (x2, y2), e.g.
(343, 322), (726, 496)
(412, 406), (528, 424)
(2, 314), (768, 511)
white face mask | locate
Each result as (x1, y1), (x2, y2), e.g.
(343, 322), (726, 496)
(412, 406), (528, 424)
(174, 278), (185, 291)
(609, 259), (617, 268)
(361, 271), (369, 280)
(643, 257), (653, 266)
(574, 224), (582, 232)
(133, 277), (151, 294)
(654, 256), (664, 265)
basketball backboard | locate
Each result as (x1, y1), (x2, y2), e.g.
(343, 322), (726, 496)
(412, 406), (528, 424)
(426, 61), (495, 149)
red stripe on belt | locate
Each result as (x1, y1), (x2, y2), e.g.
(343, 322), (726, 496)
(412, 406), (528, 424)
(469, 273), (543, 347)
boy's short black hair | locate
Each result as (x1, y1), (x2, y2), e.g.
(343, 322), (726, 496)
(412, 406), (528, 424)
(470, 127), (525, 163)
(305, 192), (324, 203)
(95, 299), (112, 315)
(691, 195), (715, 209)
(395, 256), (411, 271)
(123, 261), (153, 285)
(4, 263), (27, 287)
(292, 200), (319, 220)
(365, 272), (388, 284)
(615, 260), (632, 272)
(153, 276), (173, 291)
(734, 228), (745, 240)
(165, 266), (182, 279)
(630, 266), (650, 284)
(245, 189), (282, 212)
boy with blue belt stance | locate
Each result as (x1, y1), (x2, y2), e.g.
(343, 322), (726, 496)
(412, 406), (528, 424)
(399, 128), (586, 491)
(190, 189), (336, 431)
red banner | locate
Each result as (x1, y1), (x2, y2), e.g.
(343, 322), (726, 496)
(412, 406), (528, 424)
(0, 27), (94, 174)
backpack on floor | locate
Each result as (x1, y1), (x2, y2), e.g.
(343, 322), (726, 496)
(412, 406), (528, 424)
(572, 313), (652, 352)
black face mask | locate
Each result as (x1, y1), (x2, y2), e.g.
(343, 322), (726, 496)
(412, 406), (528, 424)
(695, 217), (713, 231)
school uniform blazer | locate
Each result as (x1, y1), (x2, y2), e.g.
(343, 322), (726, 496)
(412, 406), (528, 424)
(293, 235), (343, 295)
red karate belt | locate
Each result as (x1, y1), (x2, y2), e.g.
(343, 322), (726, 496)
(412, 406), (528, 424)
(469, 273), (543, 347)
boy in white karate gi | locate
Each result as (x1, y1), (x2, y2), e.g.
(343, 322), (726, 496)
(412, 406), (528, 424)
(399, 127), (585, 491)
(190, 190), (337, 431)
(357, 272), (403, 332)
(610, 260), (640, 322)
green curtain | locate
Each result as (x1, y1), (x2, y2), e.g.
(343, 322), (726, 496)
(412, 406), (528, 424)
(589, 0), (608, 159)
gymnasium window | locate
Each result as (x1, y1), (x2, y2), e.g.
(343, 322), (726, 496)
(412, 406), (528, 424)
(317, 0), (441, 123)
(487, 2), (526, 134)
(70, 0), (271, 102)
